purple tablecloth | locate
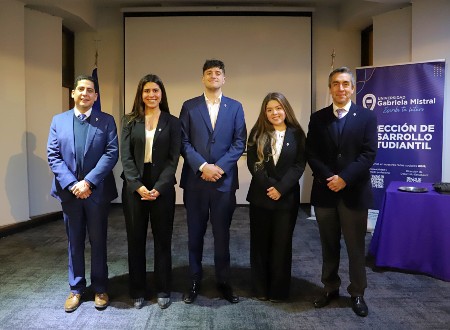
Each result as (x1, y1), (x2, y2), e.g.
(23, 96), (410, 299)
(369, 181), (450, 281)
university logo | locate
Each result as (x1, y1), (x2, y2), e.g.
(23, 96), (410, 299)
(362, 94), (376, 110)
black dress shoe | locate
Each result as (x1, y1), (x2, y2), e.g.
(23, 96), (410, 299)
(183, 281), (201, 304)
(217, 282), (239, 303)
(252, 296), (268, 301)
(313, 290), (339, 308)
(351, 296), (368, 317)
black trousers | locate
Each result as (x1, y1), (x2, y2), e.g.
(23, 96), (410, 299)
(314, 199), (368, 297)
(249, 204), (298, 300)
(122, 163), (174, 299)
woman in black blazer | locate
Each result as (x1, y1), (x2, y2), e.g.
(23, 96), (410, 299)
(246, 92), (306, 302)
(121, 74), (181, 309)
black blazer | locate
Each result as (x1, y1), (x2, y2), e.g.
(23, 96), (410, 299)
(246, 126), (306, 210)
(306, 103), (378, 209)
(120, 111), (181, 195)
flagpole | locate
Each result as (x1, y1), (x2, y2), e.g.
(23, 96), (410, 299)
(324, 48), (336, 108)
(94, 39), (100, 68)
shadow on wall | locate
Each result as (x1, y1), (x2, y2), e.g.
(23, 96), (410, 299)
(5, 132), (57, 223)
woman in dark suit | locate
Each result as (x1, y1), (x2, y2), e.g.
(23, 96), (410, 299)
(246, 92), (306, 302)
(121, 74), (180, 309)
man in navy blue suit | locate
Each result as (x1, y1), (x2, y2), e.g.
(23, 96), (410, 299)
(306, 67), (377, 317)
(180, 59), (247, 304)
(47, 75), (118, 312)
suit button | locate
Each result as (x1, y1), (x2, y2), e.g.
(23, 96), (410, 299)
(337, 154), (342, 158)
(211, 139), (215, 143)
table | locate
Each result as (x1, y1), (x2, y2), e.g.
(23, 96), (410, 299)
(369, 181), (450, 281)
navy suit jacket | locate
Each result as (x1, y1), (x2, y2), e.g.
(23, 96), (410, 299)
(120, 111), (181, 194)
(47, 109), (119, 203)
(246, 126), (306, 210)
(180, 95), (247, 192)
(306, 103), (377, 209)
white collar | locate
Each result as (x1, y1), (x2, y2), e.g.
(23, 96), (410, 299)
(74, 108), (92, 119)
(333, 101), (351, 112)
(204, 92), (222, 104)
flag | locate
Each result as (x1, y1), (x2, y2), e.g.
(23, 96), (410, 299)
(92, 67), (101, 112)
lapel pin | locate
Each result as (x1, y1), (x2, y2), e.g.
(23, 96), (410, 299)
(353, 113), (356, 116)
(286, 143), (290, 146)
(224, 104), (227, 107)
(159, 128), (161, 131)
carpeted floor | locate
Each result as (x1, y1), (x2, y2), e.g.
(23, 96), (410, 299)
(0, 204), (449, 329)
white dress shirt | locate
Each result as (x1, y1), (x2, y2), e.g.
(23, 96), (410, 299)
(199, 93), (223, 172)
(204, 92), (222, 129)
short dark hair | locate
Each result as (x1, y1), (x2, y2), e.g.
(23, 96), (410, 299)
(74, 75), (96, 91)
(203, 59), (225, 75)
(328, 67), (355, 88)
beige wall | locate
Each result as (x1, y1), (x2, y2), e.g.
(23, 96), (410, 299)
(25, 9), (63, 217)
(1, 0), (29, 226)
(1, 1), (78, 226)
(312, 7), (362, 110)
(373, 7), (412, 66)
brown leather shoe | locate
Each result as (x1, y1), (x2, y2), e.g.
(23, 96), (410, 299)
(94, 293), (109, 309)
(64, 292), (81, 312)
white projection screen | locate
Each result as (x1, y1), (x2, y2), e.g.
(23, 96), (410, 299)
(124, 11), (312, 204)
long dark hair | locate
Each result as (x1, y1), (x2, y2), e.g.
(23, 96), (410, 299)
(248, 92), (304, 168)
(125, 74), (169, 124)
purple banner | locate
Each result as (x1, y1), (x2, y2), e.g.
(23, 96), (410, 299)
(356, 61), (445, 210)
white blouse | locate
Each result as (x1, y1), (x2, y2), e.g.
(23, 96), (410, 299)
(271, 129), (286, 165)
(144, 128), (156, 163)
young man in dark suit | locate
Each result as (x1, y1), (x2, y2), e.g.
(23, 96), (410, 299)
(180, 59), (247, 304)
(306, 67), (377, 317)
